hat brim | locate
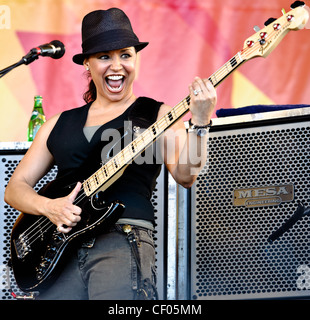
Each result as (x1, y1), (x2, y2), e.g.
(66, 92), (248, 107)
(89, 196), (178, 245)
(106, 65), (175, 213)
(72, 42), (148, 65)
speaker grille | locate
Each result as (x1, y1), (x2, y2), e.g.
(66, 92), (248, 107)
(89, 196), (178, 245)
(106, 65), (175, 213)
(191, 120), (310, 299)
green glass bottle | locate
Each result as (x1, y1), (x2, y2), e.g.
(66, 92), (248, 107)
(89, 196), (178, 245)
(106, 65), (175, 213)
(27, 95), (46, 141)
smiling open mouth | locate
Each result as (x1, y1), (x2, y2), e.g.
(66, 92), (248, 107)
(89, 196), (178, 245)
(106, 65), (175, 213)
(105, 75), (125, 92)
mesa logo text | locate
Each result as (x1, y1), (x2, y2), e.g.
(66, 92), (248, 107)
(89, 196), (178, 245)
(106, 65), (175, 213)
(233, 184), (294, 208)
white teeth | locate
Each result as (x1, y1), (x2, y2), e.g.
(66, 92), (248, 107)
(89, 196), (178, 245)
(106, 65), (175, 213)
(106, 75), (124, 92)
(107, 75), (123, 80)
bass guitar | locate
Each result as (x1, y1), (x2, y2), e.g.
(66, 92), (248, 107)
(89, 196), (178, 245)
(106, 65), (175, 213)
(10, 3), (309, 293)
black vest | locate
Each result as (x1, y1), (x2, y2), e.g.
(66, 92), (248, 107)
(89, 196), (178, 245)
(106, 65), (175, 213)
(47, 97), (163, 223)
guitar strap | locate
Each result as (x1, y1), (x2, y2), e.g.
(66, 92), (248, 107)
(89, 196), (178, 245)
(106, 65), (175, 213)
(127, 97), (163, 129)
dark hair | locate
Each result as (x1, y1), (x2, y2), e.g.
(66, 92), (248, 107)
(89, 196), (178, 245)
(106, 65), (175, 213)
(83, 71), (96, 103)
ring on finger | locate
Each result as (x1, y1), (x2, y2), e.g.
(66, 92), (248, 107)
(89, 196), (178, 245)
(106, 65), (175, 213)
(193, 89), (202, 96)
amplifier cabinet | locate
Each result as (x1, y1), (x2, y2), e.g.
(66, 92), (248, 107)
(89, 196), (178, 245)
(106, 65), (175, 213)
(190, 108), (310, 300)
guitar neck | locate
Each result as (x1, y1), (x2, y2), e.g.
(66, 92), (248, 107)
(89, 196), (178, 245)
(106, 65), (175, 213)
(210, 52), (245, 87)
(83, 51), (245, 196)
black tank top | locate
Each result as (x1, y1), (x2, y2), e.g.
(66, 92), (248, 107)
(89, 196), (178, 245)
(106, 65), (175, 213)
(47, 97), (163, 223)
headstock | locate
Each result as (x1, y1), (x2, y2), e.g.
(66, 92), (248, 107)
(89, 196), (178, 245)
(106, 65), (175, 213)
(241, 3), (309, 61)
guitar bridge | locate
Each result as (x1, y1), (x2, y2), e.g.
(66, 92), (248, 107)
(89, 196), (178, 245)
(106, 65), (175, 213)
(13, 235), (31, 259)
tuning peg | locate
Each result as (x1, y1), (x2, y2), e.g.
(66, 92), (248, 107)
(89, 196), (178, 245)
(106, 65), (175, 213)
(253, 25), (260, 32)
(264, 18), (277, 26)
(291, 1), (305, 9)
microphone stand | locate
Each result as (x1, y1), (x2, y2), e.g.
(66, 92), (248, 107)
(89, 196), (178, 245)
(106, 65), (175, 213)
(0, 50), (39, 78)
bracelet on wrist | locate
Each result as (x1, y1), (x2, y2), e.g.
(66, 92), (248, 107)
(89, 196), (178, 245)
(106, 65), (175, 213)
(188, 119), (212, 137)
(189, 118), (212, 129)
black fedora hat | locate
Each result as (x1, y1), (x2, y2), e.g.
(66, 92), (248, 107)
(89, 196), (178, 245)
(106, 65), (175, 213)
(73, 8), (149, 65)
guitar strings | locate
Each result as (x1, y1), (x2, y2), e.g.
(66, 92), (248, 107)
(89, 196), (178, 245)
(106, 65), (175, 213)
(19, 186), (88, 248)
(16, 216), (53, 252)
(26, 218), (55, 246)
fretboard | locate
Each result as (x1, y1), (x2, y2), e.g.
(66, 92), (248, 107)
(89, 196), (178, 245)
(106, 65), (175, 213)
(82, 51), (244, 196)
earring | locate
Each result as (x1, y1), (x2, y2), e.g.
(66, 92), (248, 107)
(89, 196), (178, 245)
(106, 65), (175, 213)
(86, 66), (90, 71)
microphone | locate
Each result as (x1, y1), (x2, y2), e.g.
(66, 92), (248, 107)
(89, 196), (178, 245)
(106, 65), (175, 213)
(267, 203), (310, 243)
(30, 40), (65, 59)
(0, 40), (65, 77)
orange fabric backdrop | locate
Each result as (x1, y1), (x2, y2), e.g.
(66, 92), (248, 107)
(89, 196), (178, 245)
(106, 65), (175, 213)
(0, 0), (309, 141)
